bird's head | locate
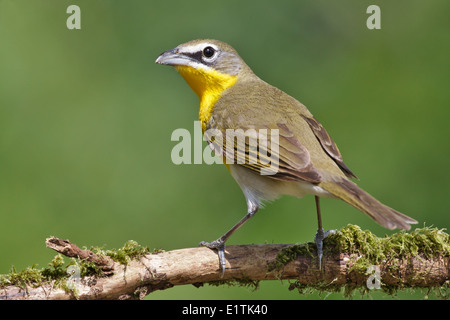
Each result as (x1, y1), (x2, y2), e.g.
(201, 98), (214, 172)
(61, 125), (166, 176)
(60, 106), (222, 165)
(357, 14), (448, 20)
(155, 39), (251, 100)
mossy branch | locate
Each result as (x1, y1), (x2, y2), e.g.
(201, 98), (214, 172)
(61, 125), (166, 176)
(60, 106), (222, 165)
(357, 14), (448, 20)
(0, 225), (449, 300)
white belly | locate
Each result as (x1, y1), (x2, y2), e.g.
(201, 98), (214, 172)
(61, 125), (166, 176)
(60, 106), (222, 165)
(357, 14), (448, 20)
(228, 164), (332, 208)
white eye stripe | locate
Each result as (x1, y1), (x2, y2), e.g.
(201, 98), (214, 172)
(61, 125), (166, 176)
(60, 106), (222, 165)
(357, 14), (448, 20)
(183, 60), (213, 71)
(179, 43), (219, 55)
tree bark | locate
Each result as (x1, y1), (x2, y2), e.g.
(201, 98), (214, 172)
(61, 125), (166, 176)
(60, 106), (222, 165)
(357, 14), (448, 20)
(1, 236), (448, 300)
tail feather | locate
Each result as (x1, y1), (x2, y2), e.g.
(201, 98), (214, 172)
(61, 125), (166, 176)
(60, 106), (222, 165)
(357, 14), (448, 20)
(321, 178), (417, 230)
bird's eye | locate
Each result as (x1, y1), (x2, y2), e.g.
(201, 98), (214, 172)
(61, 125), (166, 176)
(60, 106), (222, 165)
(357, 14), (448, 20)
(203, 46), (215, 58)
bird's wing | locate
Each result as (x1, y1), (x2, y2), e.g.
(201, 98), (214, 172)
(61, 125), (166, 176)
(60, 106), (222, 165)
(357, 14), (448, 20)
(301, 115), (357, 179)
(205, 119), (322, 183)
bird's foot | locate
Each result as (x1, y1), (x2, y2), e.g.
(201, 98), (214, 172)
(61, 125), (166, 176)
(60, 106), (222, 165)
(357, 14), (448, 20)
(314, 228), (335, 270)
(199, 239), (226, 277)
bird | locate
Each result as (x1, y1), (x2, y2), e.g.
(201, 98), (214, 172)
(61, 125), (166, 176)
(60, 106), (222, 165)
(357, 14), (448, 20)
(155, 39), (417, 275)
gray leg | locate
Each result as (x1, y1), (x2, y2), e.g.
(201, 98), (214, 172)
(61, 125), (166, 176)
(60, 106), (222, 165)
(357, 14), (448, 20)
(200, 204), (258, 277)
(314, 196), (334, 270)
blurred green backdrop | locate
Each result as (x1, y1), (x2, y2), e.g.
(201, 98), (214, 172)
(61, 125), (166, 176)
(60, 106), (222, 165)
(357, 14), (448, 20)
(0, 0), (448, 300)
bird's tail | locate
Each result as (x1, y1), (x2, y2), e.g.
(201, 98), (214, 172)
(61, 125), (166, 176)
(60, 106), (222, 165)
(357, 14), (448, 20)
(320, 178), (417, 230)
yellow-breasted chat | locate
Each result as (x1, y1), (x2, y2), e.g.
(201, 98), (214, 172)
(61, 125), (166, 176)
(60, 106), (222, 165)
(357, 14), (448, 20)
(155, 39), (417, 275)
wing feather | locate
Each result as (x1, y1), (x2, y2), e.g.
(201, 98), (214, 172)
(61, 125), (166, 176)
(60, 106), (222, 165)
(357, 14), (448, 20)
(205, 121), (322, 183)
(301, 115), (357, 179)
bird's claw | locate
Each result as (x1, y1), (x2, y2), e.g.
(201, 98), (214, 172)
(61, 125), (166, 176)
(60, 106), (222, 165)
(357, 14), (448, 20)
(199, 239), (226, 277)
(314, 228), (335, 270)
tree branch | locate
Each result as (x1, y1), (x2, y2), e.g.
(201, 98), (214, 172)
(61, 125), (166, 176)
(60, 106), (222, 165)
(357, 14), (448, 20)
(0, 225), (448, 300)
(45, 237), (115, 275)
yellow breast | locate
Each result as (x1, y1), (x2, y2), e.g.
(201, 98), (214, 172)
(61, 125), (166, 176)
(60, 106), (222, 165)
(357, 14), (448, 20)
(175, 65), (237, 132)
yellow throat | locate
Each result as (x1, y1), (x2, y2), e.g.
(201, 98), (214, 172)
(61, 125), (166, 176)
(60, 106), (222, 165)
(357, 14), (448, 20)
(175, 65), (237, 132)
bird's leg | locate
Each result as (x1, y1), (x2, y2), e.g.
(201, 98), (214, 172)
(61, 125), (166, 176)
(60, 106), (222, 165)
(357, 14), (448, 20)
(314, 196), (334, 270)
(200, 204), (258, 277)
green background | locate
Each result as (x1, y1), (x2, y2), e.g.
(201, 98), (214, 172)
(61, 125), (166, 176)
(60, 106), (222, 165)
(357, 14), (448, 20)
(0, 0), (448, 300)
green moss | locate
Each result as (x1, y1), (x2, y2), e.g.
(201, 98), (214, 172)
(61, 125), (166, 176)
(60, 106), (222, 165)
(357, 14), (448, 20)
(288, 278), (360, 299)
(103, 240), (150, 264)
(384, 227), (450, 259)
(326, 224), (449, 276)
(41, 254), (67, 280)
(272, 224), (449, 299)
(268, 243), (315, 274)
(0, 240), (151, 293)
(208, 277), (260, 291)
(0, 265), (44, 289)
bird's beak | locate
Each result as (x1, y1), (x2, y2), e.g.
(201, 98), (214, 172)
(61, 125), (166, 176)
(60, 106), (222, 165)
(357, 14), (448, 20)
(155, 48), (193, 66)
